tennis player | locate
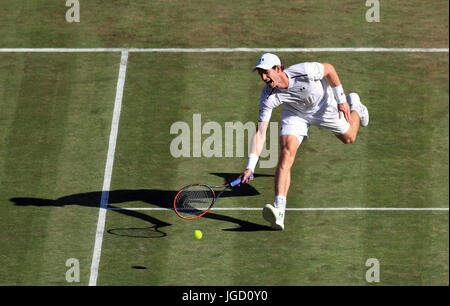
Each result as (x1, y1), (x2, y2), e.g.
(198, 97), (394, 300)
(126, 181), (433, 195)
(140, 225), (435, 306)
(240, 53), (369, 230)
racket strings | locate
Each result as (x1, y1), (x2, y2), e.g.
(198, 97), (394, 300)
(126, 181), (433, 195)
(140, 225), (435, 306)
(174, 185), (215, 218)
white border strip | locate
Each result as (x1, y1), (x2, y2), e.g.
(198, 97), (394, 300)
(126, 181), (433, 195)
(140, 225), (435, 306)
(108, 207), (449, 211)
(0, 47), (448, 53)
(89, 51), (128, 287)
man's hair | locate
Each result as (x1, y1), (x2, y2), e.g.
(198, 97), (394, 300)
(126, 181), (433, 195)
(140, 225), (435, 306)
(273, 65), (285, 70)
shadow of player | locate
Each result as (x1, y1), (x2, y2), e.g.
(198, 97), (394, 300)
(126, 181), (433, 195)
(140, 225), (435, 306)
(10, 173), (275, 234)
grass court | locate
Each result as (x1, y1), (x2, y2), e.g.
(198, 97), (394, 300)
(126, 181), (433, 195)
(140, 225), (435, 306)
(0, 0), (448, 287)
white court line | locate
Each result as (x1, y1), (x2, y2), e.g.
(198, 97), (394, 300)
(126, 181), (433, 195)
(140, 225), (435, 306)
(107, 207), (449, 211)
(0, 47), (448, 53)
(89, 51), (128, 287)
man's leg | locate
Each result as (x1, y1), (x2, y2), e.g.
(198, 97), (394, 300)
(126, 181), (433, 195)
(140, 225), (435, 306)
(336, 92), (369, 144)
(336, 110), (360, 144)
(275, 135), (301, 196)
(263, 134), (301, 230)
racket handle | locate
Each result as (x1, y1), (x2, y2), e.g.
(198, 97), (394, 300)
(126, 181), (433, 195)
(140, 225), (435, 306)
(230, 174), (254, 187)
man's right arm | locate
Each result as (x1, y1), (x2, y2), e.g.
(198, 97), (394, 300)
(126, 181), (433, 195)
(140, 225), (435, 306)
(249, 121), (269, 157)
(240, 121), (269, 183)
(239, 86), (274, 184)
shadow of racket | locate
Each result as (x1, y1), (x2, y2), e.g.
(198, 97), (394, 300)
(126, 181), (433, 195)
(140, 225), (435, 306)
(107, 225), (167, 238)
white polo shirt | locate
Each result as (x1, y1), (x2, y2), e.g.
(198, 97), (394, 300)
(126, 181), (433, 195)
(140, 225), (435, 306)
(258, 62), (335, 122)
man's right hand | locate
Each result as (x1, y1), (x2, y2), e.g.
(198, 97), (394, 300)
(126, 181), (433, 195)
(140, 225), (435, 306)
(239, 169), (254, 184)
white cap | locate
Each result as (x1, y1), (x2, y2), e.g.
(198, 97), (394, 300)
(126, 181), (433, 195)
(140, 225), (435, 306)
(253, 53), (281, 71)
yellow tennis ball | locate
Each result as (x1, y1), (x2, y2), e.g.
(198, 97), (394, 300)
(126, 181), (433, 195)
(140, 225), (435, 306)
(194, 230), (203, 240)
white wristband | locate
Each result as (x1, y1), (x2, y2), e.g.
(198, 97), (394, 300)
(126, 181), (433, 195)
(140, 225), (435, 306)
(332, 84), (346, 104)
(246, 153), (259, 173)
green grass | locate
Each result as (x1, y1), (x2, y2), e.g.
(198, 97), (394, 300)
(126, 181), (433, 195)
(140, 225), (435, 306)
(0, 0), (448, 48)
(0, 53), (119, 285)
(0, 0), (448, 286)
(99, 210), (448, 285)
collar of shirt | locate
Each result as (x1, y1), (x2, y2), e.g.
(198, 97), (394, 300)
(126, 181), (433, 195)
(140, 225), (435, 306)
(281, 70), (294, 91)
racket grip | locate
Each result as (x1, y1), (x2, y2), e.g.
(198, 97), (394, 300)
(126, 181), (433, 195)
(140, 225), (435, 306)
(230, 174), (254, 187)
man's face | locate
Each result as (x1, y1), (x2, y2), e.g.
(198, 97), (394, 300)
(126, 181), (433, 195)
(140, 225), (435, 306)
(257, 66), (284, 89)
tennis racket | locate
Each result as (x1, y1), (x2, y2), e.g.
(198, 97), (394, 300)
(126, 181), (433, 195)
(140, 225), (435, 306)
(173, 174), (254, 220)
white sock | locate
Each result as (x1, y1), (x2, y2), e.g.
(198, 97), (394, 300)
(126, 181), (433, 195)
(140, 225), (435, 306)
(274, 195), (286, 209)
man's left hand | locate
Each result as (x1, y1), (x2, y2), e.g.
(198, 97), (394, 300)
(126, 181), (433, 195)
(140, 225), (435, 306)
(338, 102), (352, 123)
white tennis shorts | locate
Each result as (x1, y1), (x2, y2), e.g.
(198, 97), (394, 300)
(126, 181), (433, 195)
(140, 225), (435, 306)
(280, 102), (350, 143)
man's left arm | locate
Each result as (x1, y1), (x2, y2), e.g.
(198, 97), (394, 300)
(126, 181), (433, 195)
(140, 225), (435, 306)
(322, 63), (352, 123)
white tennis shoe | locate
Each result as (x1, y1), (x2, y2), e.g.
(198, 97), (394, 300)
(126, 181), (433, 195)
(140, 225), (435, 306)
(348, 92), (369, 127)
(262, 203), (285, 230)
